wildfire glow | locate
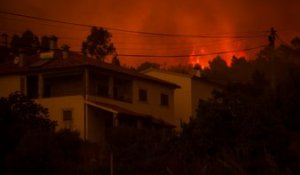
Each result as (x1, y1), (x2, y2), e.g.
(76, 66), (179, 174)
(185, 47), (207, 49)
(189, 47), (211, 68)
(189, 40), (249, 68)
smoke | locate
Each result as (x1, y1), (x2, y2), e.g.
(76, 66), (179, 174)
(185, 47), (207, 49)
(1, 0), (300, 67)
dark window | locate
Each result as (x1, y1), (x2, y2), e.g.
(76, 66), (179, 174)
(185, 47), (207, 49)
(43, 83), (51, 97)
(105, 118), (113, 128)
(63, 109), (73, 129)
(139, 89), (148, 102)
(113, 78), (133, 103)
(63, 110), (72, 121)
(27, 75), (38, 98)
(160, 93), (169, 106)
(97, 83), (109, 97)
(90, 73), (110, 97)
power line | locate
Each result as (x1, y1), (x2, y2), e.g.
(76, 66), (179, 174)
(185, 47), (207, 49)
(116, 38), (266, 51)
(117, 45), (266, 57)
(0, 10), (267, 39)
(276, 34), (290, 46)
(0, 10), (269, 59)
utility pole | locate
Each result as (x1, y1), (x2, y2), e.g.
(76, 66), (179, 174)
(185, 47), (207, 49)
(268, 27), (277, 90)
(110, 113), (118, 175)
(268, 27), (276, 49)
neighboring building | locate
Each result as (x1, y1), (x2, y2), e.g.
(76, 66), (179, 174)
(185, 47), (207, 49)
(142, 68), (221, 128)
(0, 49), (179, 143)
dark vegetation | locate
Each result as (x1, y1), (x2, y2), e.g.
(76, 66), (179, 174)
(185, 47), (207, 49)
(109, 38), (300, 175)
(0, 27), (119, 64)
(0, 92), (104, 175)
(82, 27), (117, 62)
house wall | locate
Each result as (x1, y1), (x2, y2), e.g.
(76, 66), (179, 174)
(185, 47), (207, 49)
(87, 106), (112, 143)
(133, 79), (175, 124)
(143, 70), (192, 127)
(191, 79), (219, 118)
(88, 78), (176, 126)
(43, 73), (84, 97)
(0, 75), (21, 97)
(36, 95), (85, 138)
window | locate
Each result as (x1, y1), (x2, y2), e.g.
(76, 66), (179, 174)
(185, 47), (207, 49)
(63, 109), (73, 129)
(43, 83), (51, 97)
(138, 89), (148, 102)
(97, 83), (109, 97)
(113, 78), (133, 103)
(27, 75), (38, 98)
(160, 93), (169, 106)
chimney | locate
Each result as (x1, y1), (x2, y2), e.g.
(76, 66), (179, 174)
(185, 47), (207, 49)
(193, 64), (202, 77)
(61, 44), (70, 59)
(49, 35), (58, 50)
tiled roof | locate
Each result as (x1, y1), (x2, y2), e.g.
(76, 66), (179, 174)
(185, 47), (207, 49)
(87, 100), (175, 128)
(142, 67), (222, 87)
(0, 50), (180, 88)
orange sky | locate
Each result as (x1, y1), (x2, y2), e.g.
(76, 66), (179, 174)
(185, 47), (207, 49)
(0, 0), (300, 67)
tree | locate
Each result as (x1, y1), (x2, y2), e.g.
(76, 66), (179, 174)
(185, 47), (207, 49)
(82, 27), (116, 62)
(108, 127), (175, 175)
(229, 56), (254, 82)
(10, 30), (40, 55)
(0, 92), (56, 174)
(291, 37), (300, 48)
(179, 72), (300, 175)
(202, 56), (230, 84)
(5, 129), (103, 175)
(10, 35), (22, 55)
(0, 92), (103, 175)
(40, 35), (51, 52)
(208, 56), (228, 72)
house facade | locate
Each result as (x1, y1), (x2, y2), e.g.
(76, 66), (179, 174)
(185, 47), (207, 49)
(142, 68), (221, 128)
(0, 50), (179, 143)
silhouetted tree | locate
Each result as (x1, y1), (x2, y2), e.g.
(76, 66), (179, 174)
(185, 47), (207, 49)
(209, 56), (228, 72)
(10, 35), (22, 55)
(109, 127), (175, 175)
(0, 92), (56, 174)
(229, 56), (254, 82)
(10, 30), (40, 55)
(6, 129), (103, 175)
(178, 71), (300, 175)
(0, 92), (103, 175)
(40, 35), (51, 52)
(291, 37), (300, 48)
(82, 27), (116, 62)
(202, 56), (230, 84)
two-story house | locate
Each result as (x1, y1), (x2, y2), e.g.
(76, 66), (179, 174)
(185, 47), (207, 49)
(142, 68), (221, 128)
(0, 49), (179, 143)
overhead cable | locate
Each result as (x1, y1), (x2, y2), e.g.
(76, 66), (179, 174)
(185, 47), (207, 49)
(0, 10), (267, 39)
